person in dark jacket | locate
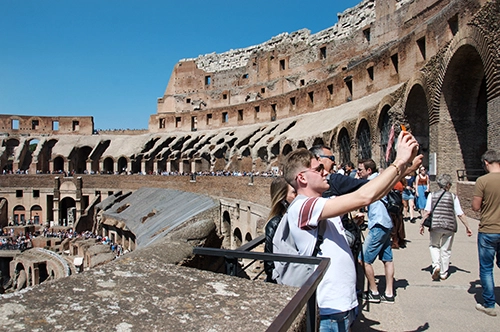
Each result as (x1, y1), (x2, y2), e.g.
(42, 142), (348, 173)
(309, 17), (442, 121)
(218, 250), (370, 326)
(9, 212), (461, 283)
(264, 176), (296, 282)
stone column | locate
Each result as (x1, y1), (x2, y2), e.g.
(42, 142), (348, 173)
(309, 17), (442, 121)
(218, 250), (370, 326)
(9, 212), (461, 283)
(153, 160), (158, 174)
(64, 160), (70, 174)
(53, 202), (60, 226)
(86, 160), (92, 173)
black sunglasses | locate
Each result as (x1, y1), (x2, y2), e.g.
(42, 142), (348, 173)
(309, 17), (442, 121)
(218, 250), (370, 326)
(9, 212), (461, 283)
(319, 155), (335, 162)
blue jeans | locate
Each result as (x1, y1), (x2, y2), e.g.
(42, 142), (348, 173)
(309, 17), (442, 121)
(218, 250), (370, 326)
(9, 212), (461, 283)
(359, 224), (393, 264)
(319, 308), (357, 332)
(477, 232), (500, 308)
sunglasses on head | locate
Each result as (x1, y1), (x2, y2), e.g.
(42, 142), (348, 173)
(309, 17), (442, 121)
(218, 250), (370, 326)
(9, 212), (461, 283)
(319, 155), (335, 162)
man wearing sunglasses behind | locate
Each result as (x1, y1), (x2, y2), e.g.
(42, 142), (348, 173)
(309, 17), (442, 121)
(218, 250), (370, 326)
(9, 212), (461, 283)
(309, 145), (368, 198)
(282, 131), (422, 331)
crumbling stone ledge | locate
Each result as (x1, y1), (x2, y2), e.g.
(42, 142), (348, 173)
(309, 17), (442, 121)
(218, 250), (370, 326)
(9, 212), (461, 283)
(0, 240), (298, 332)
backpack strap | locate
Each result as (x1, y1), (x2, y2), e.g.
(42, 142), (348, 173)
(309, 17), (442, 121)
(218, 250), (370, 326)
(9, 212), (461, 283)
(430, 190), (446, 213)
(312, 219), (326, 256)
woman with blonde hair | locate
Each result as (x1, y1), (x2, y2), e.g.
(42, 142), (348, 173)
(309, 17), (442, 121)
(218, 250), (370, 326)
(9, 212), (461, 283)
(264, 177), (296, 282)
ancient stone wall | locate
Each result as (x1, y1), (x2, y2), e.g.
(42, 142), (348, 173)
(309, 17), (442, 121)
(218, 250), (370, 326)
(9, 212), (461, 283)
(0, 115), (93, 135)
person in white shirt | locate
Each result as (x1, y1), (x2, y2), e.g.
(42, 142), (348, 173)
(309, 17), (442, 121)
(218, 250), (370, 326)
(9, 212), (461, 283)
(282, 131), (421, 331)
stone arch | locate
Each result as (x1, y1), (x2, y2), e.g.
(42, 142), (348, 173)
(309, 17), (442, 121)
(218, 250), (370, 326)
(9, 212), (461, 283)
(13, 205), (26, 225)
(439, 43), (487, 177)
(378, 105), (395, 168)
(245, 232), (252, 243)
(403, 79), (431, 169)
(1, 138), (20, 172)
(233, 227), (242, 248)
(38, 139), (58, 173)
(30, 205), (43, 225)
(19, 138), (40, 171)
(221, 210), (231, 248)
(117, 156), (128, 173)
(60, 196), (76, 226)
(282, 144), (293, 156)
(438, 24), (500, 114)
(257, 146), (268, 161)
(72, 146), (93, 174)
(337, 127), (351, 164)
(14, 262), (26, 290)
(170, 159), (180, 172)
(356, 119), (371, 160)
(103, 157), (114, 174)
(38, 262), (49, 284)
(53, 155), (65, 173)
(312, 137), (324, 147)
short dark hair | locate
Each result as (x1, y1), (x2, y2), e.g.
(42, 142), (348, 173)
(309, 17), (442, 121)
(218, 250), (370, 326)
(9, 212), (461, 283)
(358, 158), (377, 173)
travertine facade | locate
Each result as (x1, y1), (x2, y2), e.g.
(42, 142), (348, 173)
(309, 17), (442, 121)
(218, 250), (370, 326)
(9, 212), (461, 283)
(0, 0), (497, 181)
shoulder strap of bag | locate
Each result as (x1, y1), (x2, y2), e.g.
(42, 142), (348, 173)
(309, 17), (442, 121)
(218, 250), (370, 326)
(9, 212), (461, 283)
(430, 190), (446, 213)
(312, 219), (326, 256)
(282, 196), (326, 257)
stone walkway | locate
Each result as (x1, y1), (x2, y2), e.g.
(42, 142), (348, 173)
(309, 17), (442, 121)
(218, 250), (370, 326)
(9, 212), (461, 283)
(351, 217), (499, 331)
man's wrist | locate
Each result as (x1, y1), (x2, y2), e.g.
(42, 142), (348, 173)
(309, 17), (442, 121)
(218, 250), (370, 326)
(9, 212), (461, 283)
(392, 159), (409, 174)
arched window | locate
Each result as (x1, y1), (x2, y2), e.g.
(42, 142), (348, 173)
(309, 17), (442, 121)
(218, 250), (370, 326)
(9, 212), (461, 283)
(379, 107), (395, 168)
(338, 128), (351, 164)
(357, 120), (371, 160)
(13, 205), (26, 225)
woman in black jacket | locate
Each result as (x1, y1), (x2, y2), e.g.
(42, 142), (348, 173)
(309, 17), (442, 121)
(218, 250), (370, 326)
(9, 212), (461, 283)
(264, 177), (296, 282)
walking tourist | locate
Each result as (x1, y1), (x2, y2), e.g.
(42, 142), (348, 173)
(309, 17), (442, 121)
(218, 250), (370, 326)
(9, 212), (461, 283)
(414, 166), (430, 215)
(357, 159), (397, 303)
(419, 174), (472, 281)
(402, 171), (417, 222)
(472, 150), (500, 316)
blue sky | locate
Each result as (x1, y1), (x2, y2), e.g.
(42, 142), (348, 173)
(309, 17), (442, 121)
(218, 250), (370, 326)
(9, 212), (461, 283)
(0, 0), (361, 130)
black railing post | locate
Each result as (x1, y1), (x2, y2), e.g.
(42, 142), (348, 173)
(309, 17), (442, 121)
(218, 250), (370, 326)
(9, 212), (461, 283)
(306, 290), (317, 332)
(225, 256), (238, 276)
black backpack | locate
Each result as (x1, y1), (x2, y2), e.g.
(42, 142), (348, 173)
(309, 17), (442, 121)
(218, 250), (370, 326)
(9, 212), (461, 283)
(383, 190), (403, 215)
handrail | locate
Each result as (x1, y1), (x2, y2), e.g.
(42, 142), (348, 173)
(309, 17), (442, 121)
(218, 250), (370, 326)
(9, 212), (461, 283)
(456, 169), (485, 181)
(193, 245), (330, 332)
(266, 258), (330, 332)
(238, 234), (265, 251)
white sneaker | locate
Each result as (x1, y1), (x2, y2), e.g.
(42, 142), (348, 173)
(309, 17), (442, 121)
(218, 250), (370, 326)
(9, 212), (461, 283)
(476, 303), (497, 316)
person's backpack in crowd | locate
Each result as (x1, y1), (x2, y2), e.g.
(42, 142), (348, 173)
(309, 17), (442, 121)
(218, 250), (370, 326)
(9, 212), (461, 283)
(383, 189), (403, 215)
(341, 214), (365, 258)
(272, 203), (325, 287)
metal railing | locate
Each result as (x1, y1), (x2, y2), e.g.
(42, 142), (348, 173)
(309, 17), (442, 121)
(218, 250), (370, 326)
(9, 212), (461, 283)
(456, 169), (485, 181)
(194, 235), (330, 332)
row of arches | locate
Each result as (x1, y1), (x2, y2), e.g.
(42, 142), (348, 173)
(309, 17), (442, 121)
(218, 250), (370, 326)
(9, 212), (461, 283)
(12, 205), (42, 225)
(3, 197), (76, 228)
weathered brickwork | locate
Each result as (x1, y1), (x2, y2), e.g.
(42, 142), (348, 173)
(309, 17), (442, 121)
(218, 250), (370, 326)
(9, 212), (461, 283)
(0, 115), (93, 135)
